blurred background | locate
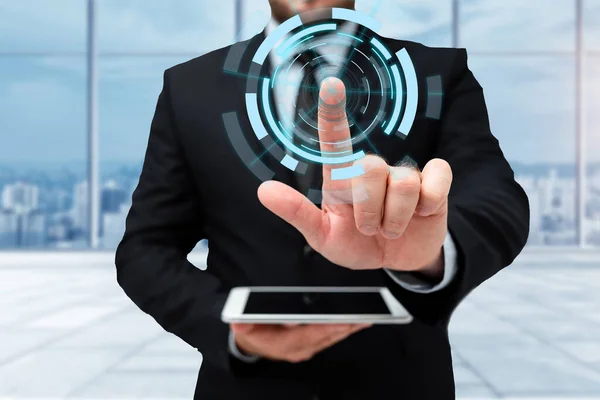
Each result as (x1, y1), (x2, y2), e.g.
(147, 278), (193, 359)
(0, 0), (599, 250)
(0, 0), (599, 399)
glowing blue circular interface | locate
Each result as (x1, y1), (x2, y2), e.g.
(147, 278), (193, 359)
(223, 8), (422, 185)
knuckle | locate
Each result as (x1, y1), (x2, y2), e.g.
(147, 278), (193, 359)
(421, 189), (445, 206)
(289, 196), (306, 223)
(382, 217), (408, 231)
(356, 208), (382, 222)
(361, 157), (389, 178)
(389, 173), (421, 194)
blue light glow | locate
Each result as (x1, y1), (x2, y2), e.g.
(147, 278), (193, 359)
(257, 78), (366, 165)
(281, 154), (299, 171)
(331, 8), (382, 32)
(384, 64), (405, 135)
(397, 48), (418, 137)
(277, 24), (337, 57)
(245, 93), (269, 140)
(253, 15), (303, 64)
(331, 164), (366, 180)
(371, 37), (392, 60)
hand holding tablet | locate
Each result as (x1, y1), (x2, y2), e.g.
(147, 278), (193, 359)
(221, 286), (413, 325)
(230, 321), (372, 364)
(222, 286), (412, 363)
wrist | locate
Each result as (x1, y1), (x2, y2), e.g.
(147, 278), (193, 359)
(229, 330), (261, 362)
(415, 248), (444, 282)
(235, 337), (256, 356)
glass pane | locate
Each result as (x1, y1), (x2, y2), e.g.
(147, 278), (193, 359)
(98, 57), (191, 249)
(459, 0), (576, 52)
(0, 57), (87, 249)
(585, 0), (600, 51)
(360, 0), (452, 47)
(585, 56), (600, 245)
(240, 1), (271, 41)
(240, 1), (452, 47)
(468, 56), (577, 245)
(0, 0), (86, 53)
(97, 0), (235, 54)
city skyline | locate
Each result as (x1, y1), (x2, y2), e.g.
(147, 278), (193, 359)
(1, 160), (600, 249)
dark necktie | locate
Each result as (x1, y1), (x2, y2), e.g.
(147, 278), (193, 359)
(292, 52), (328, 198)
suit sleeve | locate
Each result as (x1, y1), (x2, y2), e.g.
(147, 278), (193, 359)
(115, 70), (231, 370)
(383, 49), (530, 326)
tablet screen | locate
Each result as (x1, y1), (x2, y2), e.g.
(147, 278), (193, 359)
(243, 292), (391, 315)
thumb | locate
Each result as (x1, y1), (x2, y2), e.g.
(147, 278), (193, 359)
(257, 181), (325, 248)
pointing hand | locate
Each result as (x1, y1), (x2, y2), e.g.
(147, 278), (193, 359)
(258, 77), (451, 277)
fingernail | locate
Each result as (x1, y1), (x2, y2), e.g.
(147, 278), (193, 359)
(319, 77), (346, 106)
(389, 166), (414, 181)
(360, 225), (378, 236)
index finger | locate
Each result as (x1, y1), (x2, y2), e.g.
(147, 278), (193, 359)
(318, 77), (353, 193)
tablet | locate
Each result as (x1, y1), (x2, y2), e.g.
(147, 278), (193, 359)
(221, 286), (413, 324)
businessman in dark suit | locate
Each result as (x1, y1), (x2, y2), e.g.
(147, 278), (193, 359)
(115, 0), (530, 398)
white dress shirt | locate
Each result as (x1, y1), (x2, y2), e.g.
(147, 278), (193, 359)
(229, 20), (459, 362)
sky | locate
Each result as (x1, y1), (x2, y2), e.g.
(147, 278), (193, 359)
(0, 0), (598, 166)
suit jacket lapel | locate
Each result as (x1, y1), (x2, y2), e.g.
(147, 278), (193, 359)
(227, 31), (298, 188)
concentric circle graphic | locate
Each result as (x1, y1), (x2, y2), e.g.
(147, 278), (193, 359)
(222, 8), (440, 195)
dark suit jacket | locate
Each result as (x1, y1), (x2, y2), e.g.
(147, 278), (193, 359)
(115, 31), (530, 399)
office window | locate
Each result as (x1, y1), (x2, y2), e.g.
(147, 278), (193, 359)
(240, 0), (270, 40)
(97, 1), (235, 249)
(468, 56), (578, 245)
(584, 57), (599, 245)
(0, 0), (86, 53)
(97, 0), (236, 53)
(240, 1), (453, 46)
(585, 0), (600, 51)
(460, 0), (576, 52)
(98, 57), (191, 249)
(0, 57), (87, 249)
(362, 0), (453, 47)
(0, 0), (597, 250)
(584, 1), (600, 246)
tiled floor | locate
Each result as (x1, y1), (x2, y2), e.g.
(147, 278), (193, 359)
(0, 251), (599, 399)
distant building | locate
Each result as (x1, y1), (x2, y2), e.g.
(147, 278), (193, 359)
(101, 180), (126, 213)
(516, 169), (579, 245)
(72, 181), (89, 234)
(586, 215), (600, 245)
(46, 188), (71, 213)
(47, 212), (73, 244)
(0, 209), (46, 248)
(0, 210), (18, 248)
(0, 182), (47, 248)
(20, 211), (46, 247)
(102, 203), (130, 249)
(1, 182), (39, 213)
